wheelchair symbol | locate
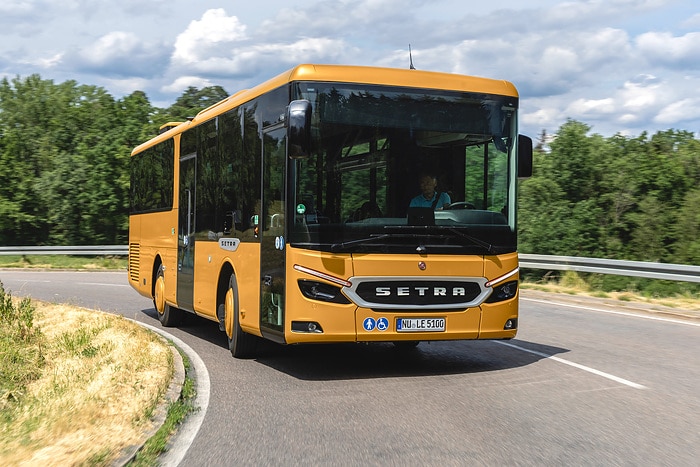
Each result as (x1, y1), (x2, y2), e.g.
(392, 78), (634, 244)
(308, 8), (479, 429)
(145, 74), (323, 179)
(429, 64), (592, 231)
(376, 317), (389, 331)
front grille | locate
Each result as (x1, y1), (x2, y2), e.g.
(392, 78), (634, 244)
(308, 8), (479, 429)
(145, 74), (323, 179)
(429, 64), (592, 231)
(128, 243), (140, 282)
(343, 277), (491, 310)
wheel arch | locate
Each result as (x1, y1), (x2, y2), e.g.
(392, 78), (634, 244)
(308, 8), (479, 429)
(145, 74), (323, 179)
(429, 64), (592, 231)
(151, 254), (164, 299)
(216, 261), (235, 322)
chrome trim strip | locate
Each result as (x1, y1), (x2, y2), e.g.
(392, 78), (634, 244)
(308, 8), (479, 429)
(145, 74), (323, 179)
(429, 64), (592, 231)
(485, 267), (519, 287)
(293, 264), (353, 287)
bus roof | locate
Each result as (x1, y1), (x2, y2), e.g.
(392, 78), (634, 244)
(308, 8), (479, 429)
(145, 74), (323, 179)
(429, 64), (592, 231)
(133, 64), (519, 155)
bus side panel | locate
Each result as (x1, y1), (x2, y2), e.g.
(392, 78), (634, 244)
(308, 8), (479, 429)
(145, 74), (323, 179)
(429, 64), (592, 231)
(128, 210), (179, 303)
(232, 243), (263, 336)
(192, 241), (221, 320)
(284, 247), (357, 344)
(128, 215), (147, 297)
(479, 252), (519, 339)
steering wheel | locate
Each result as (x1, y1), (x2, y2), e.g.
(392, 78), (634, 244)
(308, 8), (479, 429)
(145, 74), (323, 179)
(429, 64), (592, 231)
(446, 202), (476, 210)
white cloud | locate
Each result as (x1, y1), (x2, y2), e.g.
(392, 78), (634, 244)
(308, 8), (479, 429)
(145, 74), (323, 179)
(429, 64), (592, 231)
(172, 9), (248, 66)
(21, 53), (63, 69)
(654, 97), (700, 126)
(567, 98), (616, 117)
(80, 32), (142, 66)
(68, 30), (169, 78)
(681, 13), (700, 29)
(522, 106), (565, 131)
(543, 0), (667, 26)
(0, 1), (34, 14)
(636, 31), (700, 69)
(1, 0), (698, 138)
(619, 74), (661, 114)
(162, 75), (216, 94)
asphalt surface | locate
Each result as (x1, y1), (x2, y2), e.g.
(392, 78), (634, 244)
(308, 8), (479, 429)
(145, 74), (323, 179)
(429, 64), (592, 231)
(2, 270), (699, 466)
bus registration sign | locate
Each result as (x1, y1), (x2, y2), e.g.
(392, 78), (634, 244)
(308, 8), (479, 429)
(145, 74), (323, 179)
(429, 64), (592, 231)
(396, 317), (446, 332)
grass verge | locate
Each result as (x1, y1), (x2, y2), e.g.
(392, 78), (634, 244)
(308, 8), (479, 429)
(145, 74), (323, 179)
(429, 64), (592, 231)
(0, 255), (127, 270)
(127, 350), (197, 466)
(0, 282), (194, 466)
(521, 270), (700, 311)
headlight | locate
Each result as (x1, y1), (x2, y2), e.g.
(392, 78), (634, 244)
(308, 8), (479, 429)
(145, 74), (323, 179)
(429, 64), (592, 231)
(485, 280), (518, 303)
(297, 280), (351, 304)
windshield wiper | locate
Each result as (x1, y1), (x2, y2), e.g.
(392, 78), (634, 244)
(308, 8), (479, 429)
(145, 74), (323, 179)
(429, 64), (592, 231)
(445, 227), (493, 253)
(383, 225), (494, 253)
(330, 234), (391, 251)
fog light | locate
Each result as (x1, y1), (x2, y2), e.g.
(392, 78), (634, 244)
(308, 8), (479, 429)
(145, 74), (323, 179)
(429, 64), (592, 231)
(291, 321), (324, 333)
(504, 318), (517, 330)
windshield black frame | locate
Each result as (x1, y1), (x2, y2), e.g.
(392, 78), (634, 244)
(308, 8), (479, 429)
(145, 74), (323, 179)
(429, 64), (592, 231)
(288, 81), (520, 254)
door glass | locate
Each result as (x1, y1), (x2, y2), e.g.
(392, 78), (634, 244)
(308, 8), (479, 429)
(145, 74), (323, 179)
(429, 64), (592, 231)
(260, 127), (286, 332)
(177, 150), (196, 310)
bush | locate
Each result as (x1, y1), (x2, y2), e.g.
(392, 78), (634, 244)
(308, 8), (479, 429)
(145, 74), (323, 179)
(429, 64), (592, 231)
(0, 283), (44, 410)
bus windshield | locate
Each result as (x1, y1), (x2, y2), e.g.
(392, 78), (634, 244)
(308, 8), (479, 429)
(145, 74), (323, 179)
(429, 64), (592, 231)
(290, 82), (519, 254)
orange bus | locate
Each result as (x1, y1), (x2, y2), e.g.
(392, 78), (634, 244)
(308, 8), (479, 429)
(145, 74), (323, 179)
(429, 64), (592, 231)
(128, 64), (533, 357)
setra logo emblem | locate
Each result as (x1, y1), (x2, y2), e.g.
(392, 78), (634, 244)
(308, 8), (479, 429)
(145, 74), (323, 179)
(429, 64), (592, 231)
(345, 278), (490, 310)
(354, 280), (483, 307)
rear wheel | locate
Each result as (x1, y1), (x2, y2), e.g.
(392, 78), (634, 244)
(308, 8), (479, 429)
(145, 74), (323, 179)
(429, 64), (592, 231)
(154, 265), (182, 327)
(222, 273), (257, 358)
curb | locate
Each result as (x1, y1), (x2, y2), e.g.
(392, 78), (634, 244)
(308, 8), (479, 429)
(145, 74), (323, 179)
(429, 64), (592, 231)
(115, 337), (186, 466)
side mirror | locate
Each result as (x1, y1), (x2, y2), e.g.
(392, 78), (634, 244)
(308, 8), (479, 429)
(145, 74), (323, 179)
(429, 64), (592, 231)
(517, 134), (533, 178)
(287, 99), (312, 159)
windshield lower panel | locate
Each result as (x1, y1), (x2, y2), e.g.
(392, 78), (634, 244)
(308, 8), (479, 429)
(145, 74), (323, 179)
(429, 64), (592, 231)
(290, 82), (519, 254)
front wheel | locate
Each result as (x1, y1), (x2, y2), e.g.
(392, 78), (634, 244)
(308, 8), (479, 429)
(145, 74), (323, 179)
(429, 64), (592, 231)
(154, 265), (183, 327)
(222, 273), (258, 358)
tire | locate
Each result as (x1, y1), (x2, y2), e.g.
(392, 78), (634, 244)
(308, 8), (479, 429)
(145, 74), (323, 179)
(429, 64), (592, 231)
(222, 273), (258, 358)
(154, 265), (183, 327)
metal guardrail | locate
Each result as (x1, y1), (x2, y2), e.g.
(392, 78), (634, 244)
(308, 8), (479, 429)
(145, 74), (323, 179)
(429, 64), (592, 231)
(519, 254), (700, 283)
(0, 245), (128, 256)
(1, 246), (698, 283)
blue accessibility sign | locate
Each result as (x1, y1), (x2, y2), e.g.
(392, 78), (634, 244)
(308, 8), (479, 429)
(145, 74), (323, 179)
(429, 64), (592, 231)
(376, 317), (389, 331)
(363, 317), (376, 331)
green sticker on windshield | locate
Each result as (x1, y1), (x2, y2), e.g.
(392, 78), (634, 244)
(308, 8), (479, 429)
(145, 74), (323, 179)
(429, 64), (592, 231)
(296, 204), (306, 214)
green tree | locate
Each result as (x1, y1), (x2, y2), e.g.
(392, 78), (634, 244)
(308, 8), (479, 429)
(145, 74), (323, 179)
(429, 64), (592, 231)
(0, 75), (56, 245)
(166, 85), (229, 121)
(674, 188), (700, 264)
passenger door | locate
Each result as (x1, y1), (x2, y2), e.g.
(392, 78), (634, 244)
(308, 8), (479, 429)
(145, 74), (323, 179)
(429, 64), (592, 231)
(177, 151), (196, 311)
(259, 126), (286, 340)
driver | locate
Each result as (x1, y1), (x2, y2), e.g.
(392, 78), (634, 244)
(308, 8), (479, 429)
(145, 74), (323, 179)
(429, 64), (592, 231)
(409, 173), (451, 210)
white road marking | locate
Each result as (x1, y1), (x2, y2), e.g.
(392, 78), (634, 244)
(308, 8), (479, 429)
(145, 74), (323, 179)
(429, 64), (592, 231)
(77, 282), (129, 287)
(495, 340), (647, 390)
(522, 297), (700, 327)
(135, 321), (211, 467)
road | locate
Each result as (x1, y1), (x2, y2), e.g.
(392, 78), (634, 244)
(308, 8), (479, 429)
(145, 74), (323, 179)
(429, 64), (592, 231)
(2, 270), (699, 465)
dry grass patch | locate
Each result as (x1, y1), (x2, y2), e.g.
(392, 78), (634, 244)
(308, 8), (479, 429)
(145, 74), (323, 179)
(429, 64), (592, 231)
(1, 301), (173, 466)
(521, 281), (700, 311)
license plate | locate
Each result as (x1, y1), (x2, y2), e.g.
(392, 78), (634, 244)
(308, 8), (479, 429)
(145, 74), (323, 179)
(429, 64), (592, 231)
(396, 317), (445, 332)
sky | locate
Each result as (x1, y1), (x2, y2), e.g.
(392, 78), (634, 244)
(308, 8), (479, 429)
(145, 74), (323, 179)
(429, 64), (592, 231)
(1, 0), (699, 139)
